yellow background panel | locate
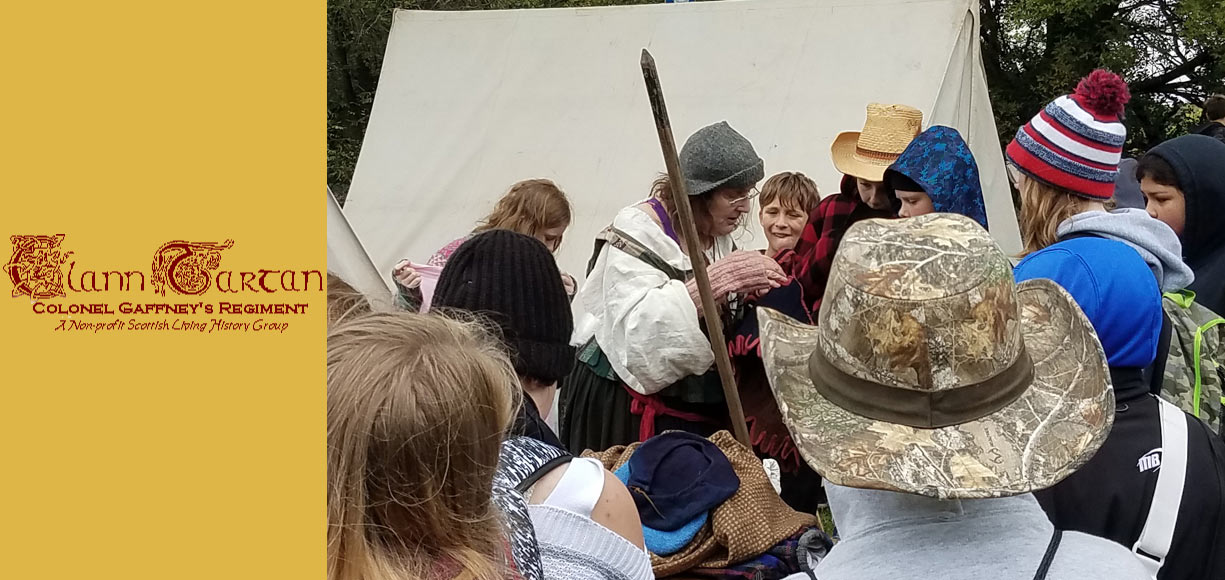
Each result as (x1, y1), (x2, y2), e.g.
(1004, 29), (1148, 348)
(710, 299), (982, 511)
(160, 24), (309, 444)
(0, 2), (322, 578)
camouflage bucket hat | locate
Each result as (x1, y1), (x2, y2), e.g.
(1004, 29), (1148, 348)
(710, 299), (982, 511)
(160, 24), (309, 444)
(758, 213), (1114, 499)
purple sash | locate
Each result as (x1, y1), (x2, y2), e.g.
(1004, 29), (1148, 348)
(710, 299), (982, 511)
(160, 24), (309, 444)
(644, 197), (679, 243)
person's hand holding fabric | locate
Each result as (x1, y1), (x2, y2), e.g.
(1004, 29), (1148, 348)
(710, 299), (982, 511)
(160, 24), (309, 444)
(392, 259), (422, 288)
(686, 251), (786, 316)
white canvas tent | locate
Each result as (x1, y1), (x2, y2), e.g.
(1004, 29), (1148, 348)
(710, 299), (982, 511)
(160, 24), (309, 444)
(327, 187), (396, 309)
(343, 0), (1020, 281)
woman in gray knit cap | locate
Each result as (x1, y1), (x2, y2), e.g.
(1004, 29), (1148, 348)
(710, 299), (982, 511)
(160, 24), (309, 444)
(560, 121), (786, 453)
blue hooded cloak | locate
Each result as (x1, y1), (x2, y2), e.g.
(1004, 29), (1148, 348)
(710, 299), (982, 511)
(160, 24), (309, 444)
(887, 125), (989, 229)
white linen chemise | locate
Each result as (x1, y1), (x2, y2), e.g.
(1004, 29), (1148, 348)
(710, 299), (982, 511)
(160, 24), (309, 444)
(571, 203), (733, 395)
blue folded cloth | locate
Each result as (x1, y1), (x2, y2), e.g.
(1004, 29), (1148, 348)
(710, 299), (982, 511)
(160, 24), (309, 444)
(625, 431), (739, 531)
(614, 462), (709, 555)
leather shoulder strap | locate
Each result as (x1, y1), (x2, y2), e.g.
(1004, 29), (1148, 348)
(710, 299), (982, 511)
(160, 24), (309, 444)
(593, 226), (688, 281)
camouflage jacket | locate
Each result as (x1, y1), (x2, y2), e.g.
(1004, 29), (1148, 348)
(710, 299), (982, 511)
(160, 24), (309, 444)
(1160, 290), (1225, 437)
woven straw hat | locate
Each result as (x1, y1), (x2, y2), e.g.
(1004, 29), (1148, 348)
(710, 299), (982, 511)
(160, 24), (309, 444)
(830, 103), (924, 182)
(759, 213), (1113, 499)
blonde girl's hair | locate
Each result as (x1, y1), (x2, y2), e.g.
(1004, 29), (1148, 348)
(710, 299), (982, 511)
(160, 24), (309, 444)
(760, 172), (820, 214)
(327, 312), (521, 580)
(474, 179), (572, 241)
(1017, 177), (1113, 256)
(327, 272), (372, 327)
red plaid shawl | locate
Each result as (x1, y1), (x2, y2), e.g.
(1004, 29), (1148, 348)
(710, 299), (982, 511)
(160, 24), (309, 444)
(785, 176), (896, 317)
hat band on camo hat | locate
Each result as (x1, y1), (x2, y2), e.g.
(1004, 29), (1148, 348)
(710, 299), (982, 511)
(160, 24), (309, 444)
(808, 344), (1035, 429)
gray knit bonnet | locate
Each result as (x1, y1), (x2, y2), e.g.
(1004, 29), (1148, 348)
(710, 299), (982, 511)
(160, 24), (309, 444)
(679, 121), (765, 196)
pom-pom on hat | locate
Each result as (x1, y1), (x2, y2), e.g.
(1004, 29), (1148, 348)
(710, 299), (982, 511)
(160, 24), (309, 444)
(1006, 69), (1131, 200)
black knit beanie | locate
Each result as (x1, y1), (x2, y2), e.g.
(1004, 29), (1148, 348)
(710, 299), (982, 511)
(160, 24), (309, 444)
(432, 230), (575, 383)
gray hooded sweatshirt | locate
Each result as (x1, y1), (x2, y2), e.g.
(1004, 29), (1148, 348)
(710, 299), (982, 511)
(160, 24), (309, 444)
(1057, 208), (1194, 292)
(784, 483), (1150, 580)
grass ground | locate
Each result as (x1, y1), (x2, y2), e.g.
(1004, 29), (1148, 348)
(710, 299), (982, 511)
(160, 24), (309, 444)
(817, 504), (837, 541)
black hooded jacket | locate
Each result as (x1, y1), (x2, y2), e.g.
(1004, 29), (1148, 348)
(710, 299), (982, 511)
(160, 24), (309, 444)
(1147, 135), (1225, 314)
(1193, 120), (1225, 144)
(1035, 368), (1225, 580)
(514, 395), (564, 449)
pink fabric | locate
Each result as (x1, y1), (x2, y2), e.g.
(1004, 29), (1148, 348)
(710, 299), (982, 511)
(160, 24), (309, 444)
(411, 262), (444, 312)
(685, 251), (784, 315)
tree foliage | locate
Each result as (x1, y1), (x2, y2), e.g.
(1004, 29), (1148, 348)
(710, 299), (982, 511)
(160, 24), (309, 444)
(981, 0), (1225, 155)
(329, 0), (1225, 199)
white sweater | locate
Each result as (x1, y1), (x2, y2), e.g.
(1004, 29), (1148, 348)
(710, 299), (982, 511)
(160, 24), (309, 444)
(572, 204), (733, 395)
(528, 504), (653, 580)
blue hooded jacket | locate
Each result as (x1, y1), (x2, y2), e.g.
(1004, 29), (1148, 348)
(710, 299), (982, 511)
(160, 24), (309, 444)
(1014, 237), (1161, 368)
(887, 126), (989, 229)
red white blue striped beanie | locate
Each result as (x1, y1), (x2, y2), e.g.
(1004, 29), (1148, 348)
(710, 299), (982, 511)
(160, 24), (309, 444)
(1006, 70), (1131, 200)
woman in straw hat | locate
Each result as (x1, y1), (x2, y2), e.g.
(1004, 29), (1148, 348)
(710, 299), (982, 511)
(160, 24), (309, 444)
(786, 103), (922, 317)
(759, 213), (1149, 580)
(560, 121), (787, 454)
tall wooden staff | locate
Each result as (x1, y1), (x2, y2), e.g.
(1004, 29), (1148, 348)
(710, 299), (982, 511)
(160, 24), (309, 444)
(640, 49), (751, 447)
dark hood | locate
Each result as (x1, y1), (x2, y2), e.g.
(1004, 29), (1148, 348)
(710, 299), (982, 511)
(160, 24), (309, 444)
(1147, 134), (1225, 265)
(888, 126), (988, 229)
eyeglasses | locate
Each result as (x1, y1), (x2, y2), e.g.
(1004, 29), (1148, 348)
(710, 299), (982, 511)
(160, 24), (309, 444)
(727, 186), (761, 206)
